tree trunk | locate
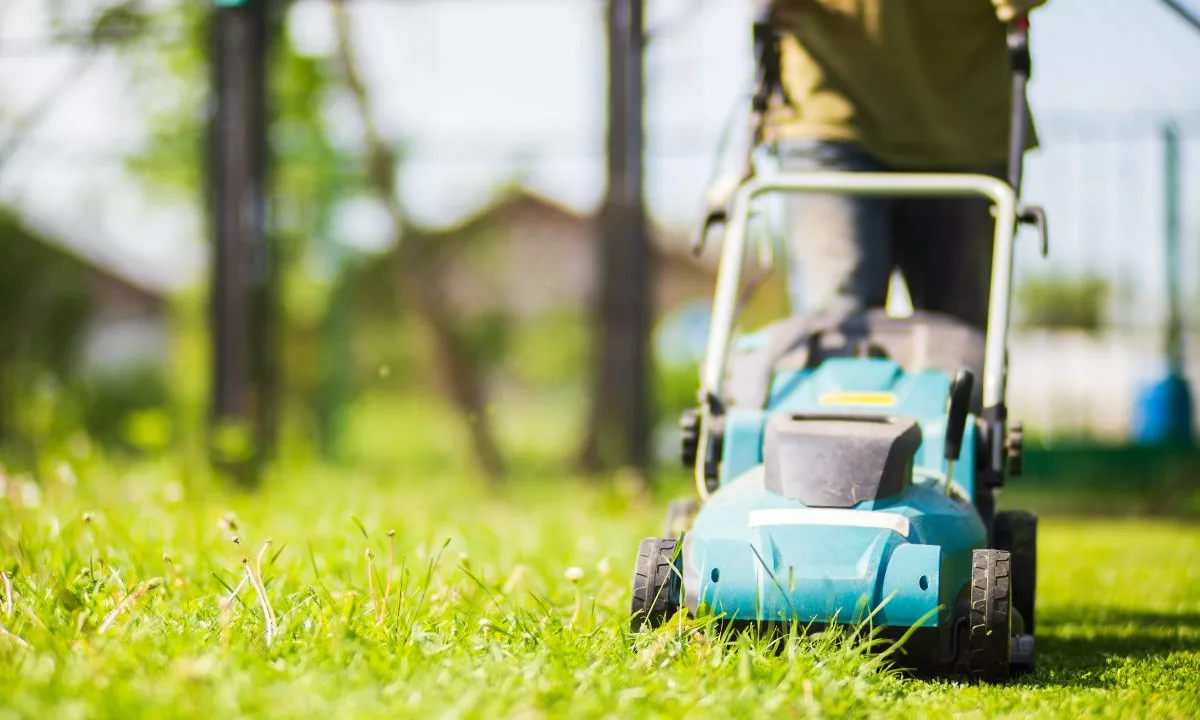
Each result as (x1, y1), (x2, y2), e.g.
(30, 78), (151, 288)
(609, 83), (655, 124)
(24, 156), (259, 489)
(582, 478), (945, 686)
(331, 0), (505, 482)
(207, 0), (275, 484)
(399, 236), (507, 480)
(579, 0), (653, 477)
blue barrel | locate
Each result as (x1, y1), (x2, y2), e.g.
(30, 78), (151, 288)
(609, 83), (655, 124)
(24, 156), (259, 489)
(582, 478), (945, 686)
(1131, 373), (1195, 446)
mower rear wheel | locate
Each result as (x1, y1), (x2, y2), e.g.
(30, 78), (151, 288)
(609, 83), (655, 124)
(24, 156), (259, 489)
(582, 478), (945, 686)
(994, 510), (1037, 635)
(968, 549), (1012, 684)
(663, 498), (701, 537)
(680, 409), (700, 468)
(630, 537), (681, 632)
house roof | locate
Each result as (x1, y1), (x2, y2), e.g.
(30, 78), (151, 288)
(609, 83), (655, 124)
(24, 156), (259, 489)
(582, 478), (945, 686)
(0, 205), (168, 312)
(414, 183), (717, 272)
(16, 209), (175, 300)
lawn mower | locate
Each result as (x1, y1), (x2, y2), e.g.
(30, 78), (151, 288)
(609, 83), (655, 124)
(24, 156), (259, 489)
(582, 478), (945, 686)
(629, 13), (1047, 683)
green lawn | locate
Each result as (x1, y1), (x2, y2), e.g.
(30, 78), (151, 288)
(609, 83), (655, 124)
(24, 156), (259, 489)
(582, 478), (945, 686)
(1, 455), (1198, 719)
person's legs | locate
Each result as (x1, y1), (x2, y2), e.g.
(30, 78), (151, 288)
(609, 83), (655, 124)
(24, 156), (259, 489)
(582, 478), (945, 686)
(775, 139), (893, 323)
(890, 165), (1007, 332)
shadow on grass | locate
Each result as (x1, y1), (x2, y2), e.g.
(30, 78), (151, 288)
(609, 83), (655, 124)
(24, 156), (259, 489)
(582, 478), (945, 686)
(1015, 609), (1200, 689)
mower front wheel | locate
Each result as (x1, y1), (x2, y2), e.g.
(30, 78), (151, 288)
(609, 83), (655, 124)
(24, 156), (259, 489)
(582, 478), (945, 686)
(967, 549), (1012, 684)
(630, 537), (681, 632)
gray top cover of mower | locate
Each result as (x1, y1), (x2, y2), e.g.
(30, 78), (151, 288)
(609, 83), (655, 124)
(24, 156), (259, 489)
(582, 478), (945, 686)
(763, 413), (924, 508)
(723, 309), (986, 412)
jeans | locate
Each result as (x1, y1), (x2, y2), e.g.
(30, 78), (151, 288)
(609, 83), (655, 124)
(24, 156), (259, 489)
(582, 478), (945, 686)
(775, 139), (1005, 333)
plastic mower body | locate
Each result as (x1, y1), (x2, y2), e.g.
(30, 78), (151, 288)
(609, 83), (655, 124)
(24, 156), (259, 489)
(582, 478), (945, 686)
(630, 18), (1047, 686)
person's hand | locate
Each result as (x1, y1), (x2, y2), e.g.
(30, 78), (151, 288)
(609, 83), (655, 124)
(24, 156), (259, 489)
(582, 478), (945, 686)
(991, 0), (1047, 22)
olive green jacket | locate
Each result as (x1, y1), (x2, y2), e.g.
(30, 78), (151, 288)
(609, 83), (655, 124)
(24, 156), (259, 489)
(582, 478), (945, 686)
(765, 0), (1042, 168)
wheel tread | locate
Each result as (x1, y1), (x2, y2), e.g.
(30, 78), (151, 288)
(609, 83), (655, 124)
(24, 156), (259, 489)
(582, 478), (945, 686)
(630, 538), (680, 631)
(967, 549), (1012, 683)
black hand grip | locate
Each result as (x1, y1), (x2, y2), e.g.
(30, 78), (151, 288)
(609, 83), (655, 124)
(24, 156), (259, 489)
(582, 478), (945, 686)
(1006, 17), (1031, 78)
(944, 369), (975, 462)
(751, 11), (783, 115)
(1006, 17), (1032, 196)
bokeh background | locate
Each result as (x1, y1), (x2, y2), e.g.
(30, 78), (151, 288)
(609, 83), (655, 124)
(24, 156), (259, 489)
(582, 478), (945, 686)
(1, 0), (1198, 512)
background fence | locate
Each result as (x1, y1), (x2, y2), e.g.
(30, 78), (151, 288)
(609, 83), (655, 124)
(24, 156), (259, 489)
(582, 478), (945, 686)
(1006, 113), (1200, 443)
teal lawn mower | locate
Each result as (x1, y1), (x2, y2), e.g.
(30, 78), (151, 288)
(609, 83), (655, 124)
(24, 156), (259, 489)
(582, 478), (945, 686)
(630, 13), (1049, 684)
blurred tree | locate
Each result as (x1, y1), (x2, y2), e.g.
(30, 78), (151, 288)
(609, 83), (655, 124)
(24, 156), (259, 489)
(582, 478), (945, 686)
(206, 0), (275, 483)
(329, 0), (506, 482)
(96, 0), (509, 479)
(579, 0), (654, 478)
(108, 0), (362, 461)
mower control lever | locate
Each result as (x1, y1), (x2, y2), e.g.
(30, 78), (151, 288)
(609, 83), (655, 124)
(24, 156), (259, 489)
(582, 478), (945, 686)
(943, 369), (975, 497)
(945, 369), (974, 462)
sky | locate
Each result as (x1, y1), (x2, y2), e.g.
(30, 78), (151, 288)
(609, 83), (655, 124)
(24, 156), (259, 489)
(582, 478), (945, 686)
(0, 0), (1199, 322)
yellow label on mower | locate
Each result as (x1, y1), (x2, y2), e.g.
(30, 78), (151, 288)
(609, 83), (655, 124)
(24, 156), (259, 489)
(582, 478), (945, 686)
(818, 392), (898, 407)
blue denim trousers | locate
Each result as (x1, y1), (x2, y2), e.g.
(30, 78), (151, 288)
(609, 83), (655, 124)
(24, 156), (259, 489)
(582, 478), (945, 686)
(775, 139), (1005, 332)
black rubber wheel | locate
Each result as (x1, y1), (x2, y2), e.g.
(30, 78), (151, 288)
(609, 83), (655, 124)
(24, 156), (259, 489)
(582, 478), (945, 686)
(968, 549), (1012, 684)
(630, 537), (680, 632)
(994, 510), (1037, 635)
(680, 409), (700, 468)
(663, 498), (701, 537)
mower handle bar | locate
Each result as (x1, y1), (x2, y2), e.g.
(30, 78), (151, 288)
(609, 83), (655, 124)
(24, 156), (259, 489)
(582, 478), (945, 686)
(692, 170), (1022, 497)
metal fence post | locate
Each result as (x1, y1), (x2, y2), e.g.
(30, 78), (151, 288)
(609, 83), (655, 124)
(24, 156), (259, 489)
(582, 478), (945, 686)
(1131, 123), (1195, 446)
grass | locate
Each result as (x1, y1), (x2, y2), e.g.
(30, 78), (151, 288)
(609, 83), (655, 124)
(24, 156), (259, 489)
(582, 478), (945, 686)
(0, 450), (1198, 719)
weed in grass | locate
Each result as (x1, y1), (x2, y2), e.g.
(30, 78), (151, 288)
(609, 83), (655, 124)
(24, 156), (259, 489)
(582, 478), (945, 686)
(2, 570), (13, 617)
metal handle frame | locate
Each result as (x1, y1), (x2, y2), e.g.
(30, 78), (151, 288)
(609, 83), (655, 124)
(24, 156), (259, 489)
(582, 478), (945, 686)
(692, 171), (1020, 498)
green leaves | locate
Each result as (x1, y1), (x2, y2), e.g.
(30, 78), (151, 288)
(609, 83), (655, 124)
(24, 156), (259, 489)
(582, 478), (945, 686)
(87, 1), (152, 49)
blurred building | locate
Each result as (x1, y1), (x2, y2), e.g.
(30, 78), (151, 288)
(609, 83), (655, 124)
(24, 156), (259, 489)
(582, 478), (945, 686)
(75, 257), (171, 376)
(394, 187), (718, 320)
(0, 211), (172, 378)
